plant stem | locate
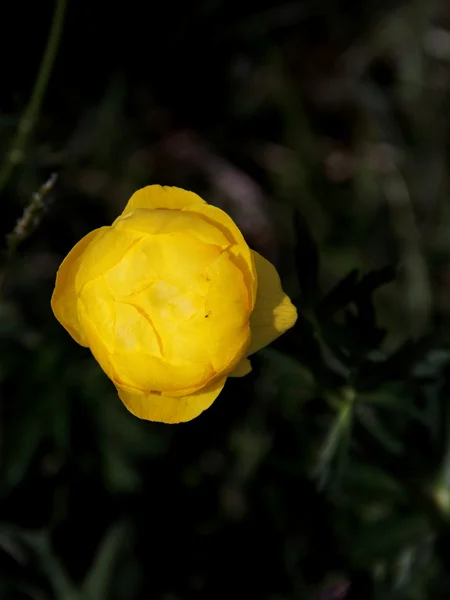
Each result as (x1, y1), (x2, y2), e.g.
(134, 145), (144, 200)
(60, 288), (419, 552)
(0, 0), (68, 194)
(316, 387), (355, 490)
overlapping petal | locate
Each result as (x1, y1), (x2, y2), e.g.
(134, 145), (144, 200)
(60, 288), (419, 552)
(51, 227), (108, 346)
(51, 185), (298, 424)
(116, 377), (227, 424)
(248, 251), (298, 355)
(121, 185), (206, 214)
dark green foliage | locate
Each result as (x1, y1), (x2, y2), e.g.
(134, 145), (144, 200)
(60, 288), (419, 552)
(2, 0), (450, 598)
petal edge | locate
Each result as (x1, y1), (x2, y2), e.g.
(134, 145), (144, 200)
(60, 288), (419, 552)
(248, 251), (297, 355)
(51, 228), (107, 346)
(229, 358), (252, 377)
(117, 377), (227, 423)
(121, 185), (207, 215)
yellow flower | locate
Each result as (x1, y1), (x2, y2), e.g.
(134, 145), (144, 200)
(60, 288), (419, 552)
(51, 186), (297, 423)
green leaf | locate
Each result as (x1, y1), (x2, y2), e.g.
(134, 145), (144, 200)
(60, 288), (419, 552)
(356, 266), (397, 299)
(315, 390), (355, 489)
(318, 265), (395, 319)
(82, 522), (129, 600)
(358, 388), (425, 422)
(357, 337), (433, 390)
(356, 405), (404, 455)
(259, 347), (315, 388)
(2, 528), (79, 600)
(342, 461), (404, 503)
(319, 269), (360, 316)
(283, 314), (348, 388)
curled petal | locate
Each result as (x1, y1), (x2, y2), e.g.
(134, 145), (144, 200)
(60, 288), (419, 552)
(76, 227), (141, 291)
(114, 208), (230, 250)
(229, 358), (252, 377)
(121, 185), (206, 214)
(121, 186), (257, 308)
(248, 251), (298, 355)
(117, 377), (227, 423)
(51, 228), (108, 346)
(203, 250), (251, 373)
(184, 204), (257, 309)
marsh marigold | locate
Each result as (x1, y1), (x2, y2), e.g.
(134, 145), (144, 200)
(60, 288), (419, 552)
(51, 186), (297, 423)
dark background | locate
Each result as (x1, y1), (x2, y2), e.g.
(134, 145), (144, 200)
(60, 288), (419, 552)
(2, 0), (450, 598)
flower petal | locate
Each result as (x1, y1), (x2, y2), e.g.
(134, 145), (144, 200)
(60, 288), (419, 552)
(76, 226), (141, 292)
(116, 377), (227, 423)
(229, 358), (252, 377)
(188, 204), (257, 309)
(114, 207), (230, 250)
(203, 250), (251, 373)
(51, 228), (108, 346)
(248, 251), (298, 355)
(121, 185), (206, 214)
(121, 186), (257, 308)
(78, 278), (215, 394)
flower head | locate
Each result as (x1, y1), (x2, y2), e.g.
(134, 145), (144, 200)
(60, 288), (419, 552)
(51, 186), (297, 423)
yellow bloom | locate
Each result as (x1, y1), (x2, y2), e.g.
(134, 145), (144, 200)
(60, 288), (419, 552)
(51, 186), (297, 423)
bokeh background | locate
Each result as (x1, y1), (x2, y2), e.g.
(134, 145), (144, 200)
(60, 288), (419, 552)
(3, 0), (450, 598)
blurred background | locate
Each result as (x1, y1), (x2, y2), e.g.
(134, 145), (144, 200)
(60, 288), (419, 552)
(3, 0), (450, 598)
